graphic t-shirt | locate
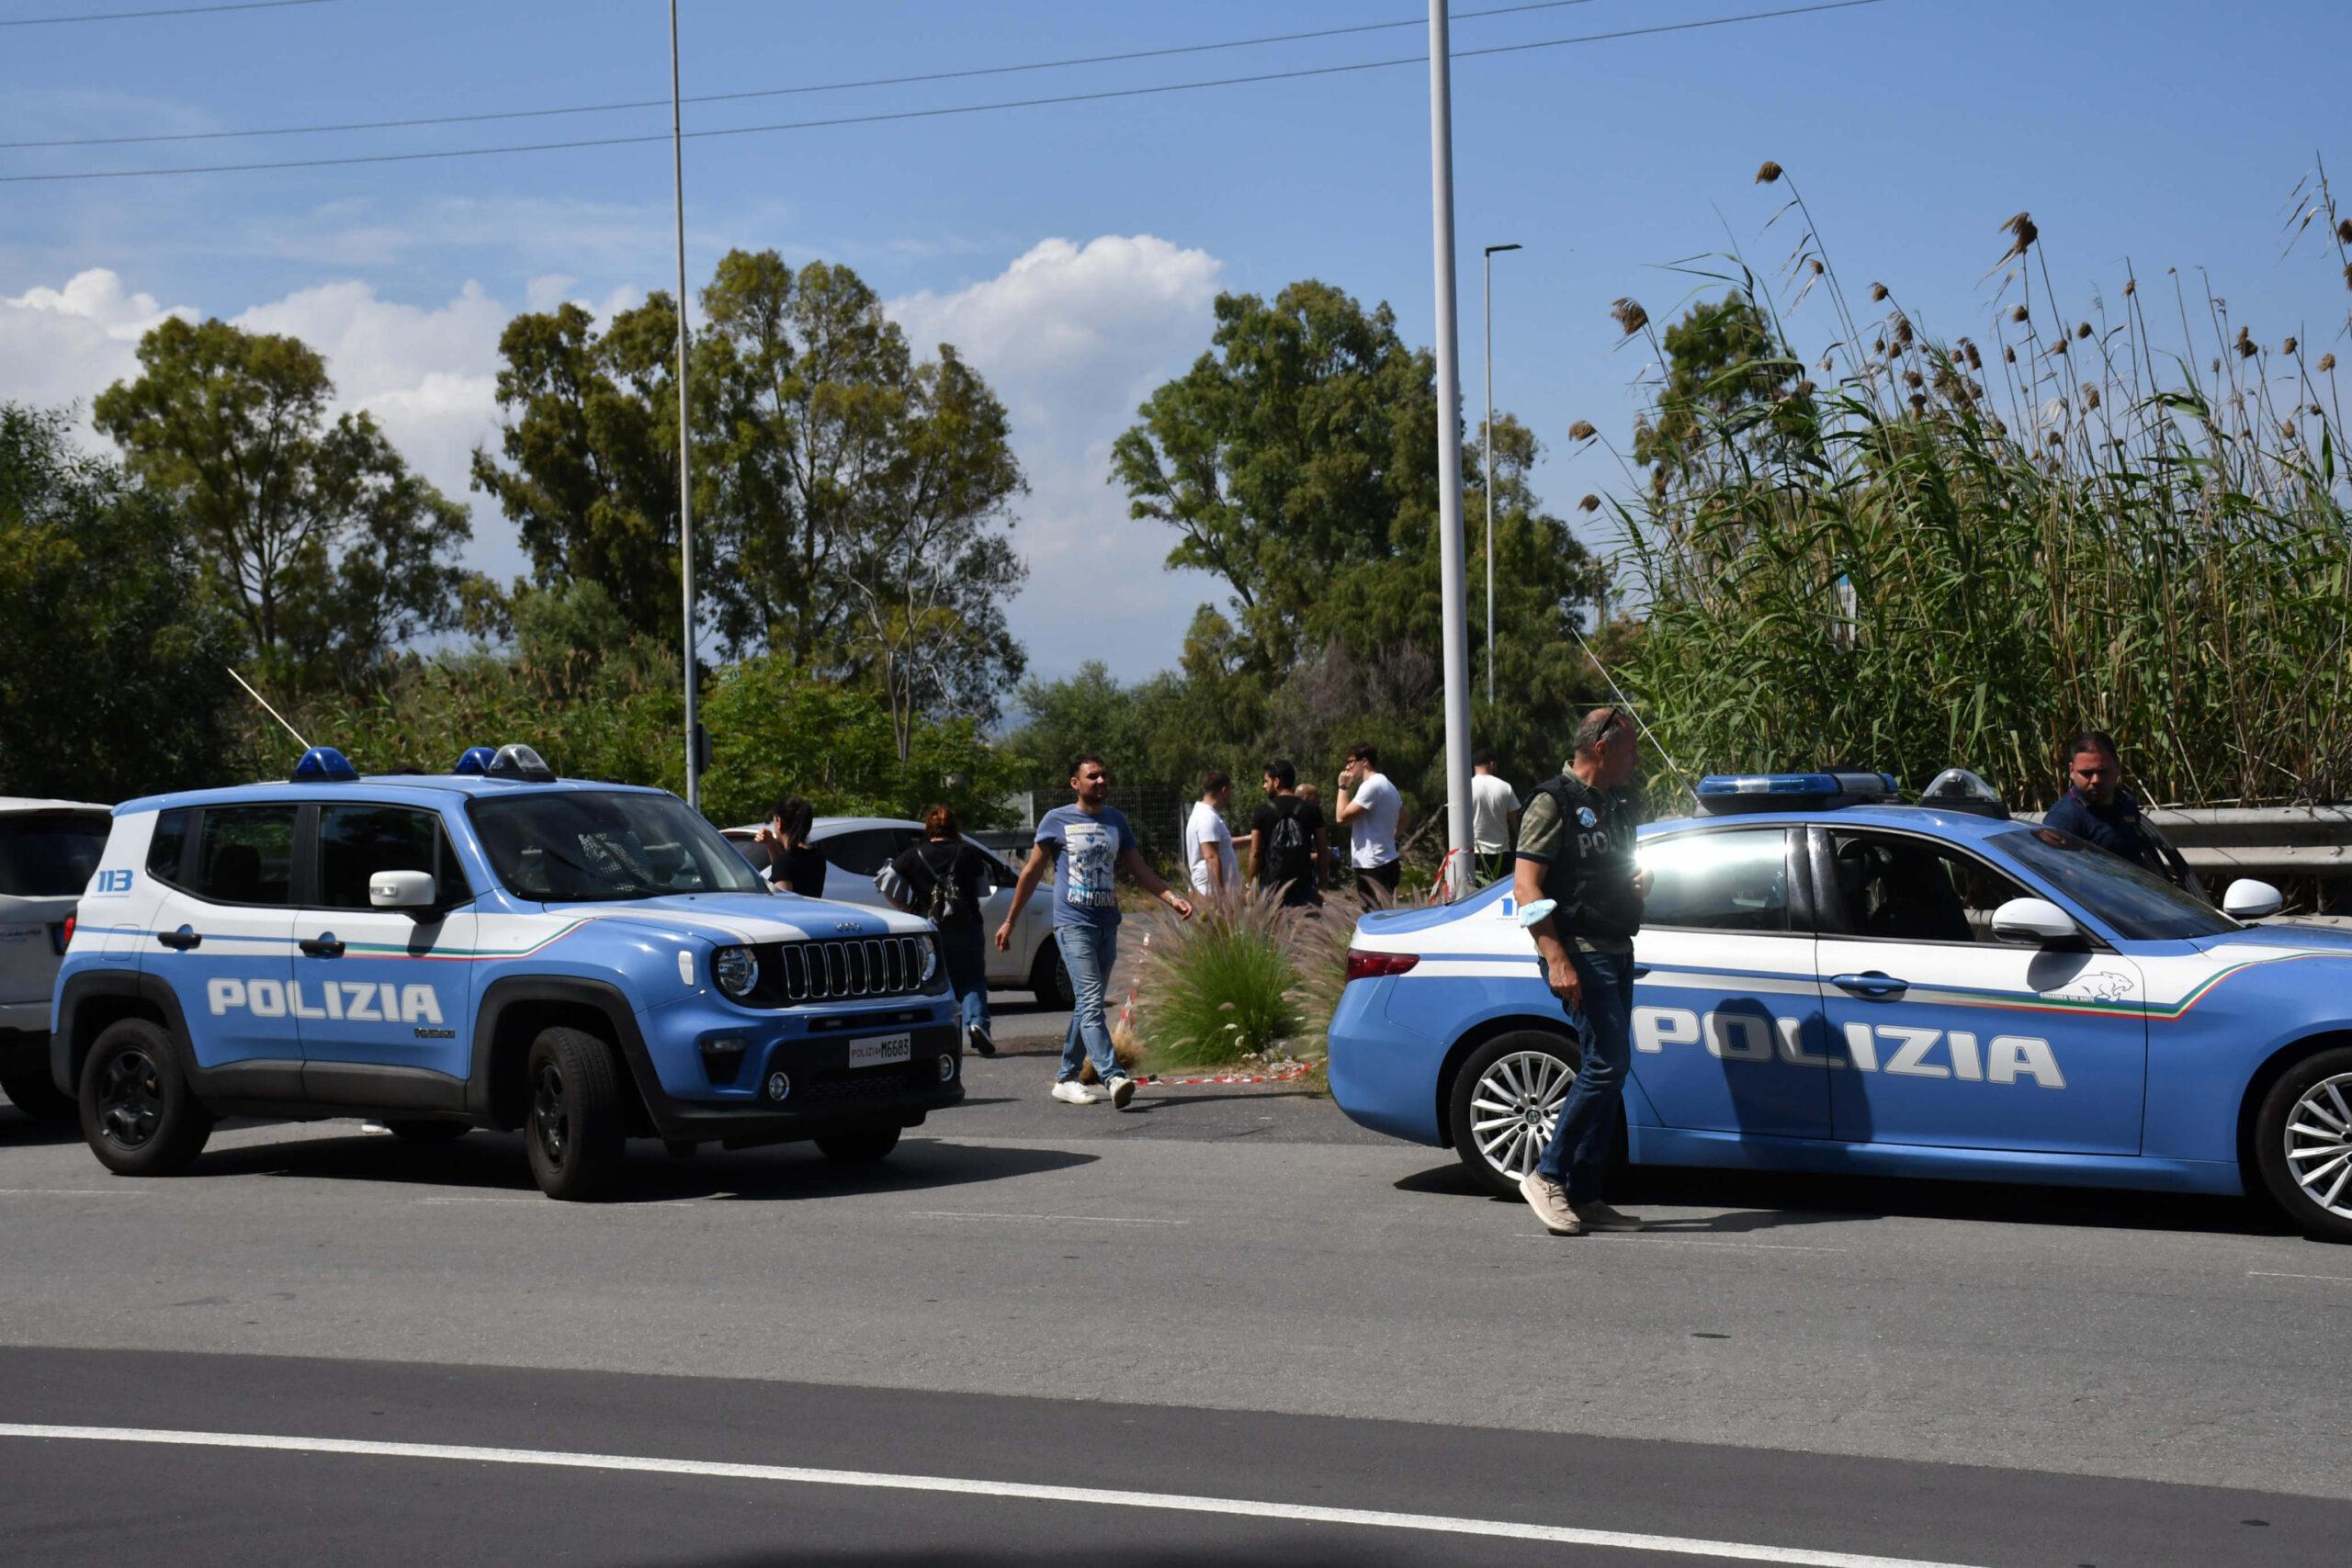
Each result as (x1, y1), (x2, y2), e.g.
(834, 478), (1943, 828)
(1183, 800), (1238, 895)
(1035, 803), (1135, 929)
(1346, 771), (1401, 868)
(1470, 773), (1521, 852)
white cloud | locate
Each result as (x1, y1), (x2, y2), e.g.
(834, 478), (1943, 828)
(0, 269), (194, 415)
(889, 235), (1227, 682)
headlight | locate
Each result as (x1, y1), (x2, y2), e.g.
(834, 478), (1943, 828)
(921, 937), (941, 987)
(713, 945), (759, 998)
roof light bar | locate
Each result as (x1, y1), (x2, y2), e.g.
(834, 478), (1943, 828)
(486, 743), (557, 784)
(1693, 770), (1897, 816)
(453, 746), (496, 776)
(289, 746), (359, 784)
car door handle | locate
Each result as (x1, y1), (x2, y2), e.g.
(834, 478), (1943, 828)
(156, 925), (200, 952)
(1831, 972), (1907, 998)
(300, 934), (345, 957)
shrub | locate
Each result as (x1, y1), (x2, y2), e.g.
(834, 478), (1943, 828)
(1131, 887), (1368, 1070)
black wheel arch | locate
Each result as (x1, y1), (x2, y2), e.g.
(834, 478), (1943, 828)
(51, 970), (186, 1100)
(2236, 1029), (2352, 1179)
(1434, 1012), (1578, 1150)
(469, 976), (656, 1135)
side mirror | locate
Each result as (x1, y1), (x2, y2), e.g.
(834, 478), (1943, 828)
(2222, 878), (2284, 920)
(370, 870), (438, 910)
(1990, 897), (2080, 945)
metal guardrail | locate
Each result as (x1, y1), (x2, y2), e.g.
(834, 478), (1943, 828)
(2020, 806), (2352, 879)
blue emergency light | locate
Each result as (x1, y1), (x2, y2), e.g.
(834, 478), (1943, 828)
(452, 746), (497, 776)
(289, 746), (359, 784)
(1693, 770), (1897, 815)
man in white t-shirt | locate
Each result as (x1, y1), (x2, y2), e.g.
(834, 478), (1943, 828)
(1334, 741), (1403, 901)
(1470, 749), (1522, 886)
(1183, 772), (1239, 897)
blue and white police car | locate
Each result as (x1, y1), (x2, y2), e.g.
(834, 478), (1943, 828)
(50, 744), (963, 1200)
(1329, 770), (2352, 1241)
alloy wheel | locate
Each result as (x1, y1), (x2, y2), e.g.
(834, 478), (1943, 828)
(532, 1059), (570, 1169)
(1469, 1050), (1573, 1181)
(96, 1048), (164, 1150)
(2284, 1072), (2352, 1218)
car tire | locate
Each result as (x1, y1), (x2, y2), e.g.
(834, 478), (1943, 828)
(2252, 1048), (2352, 1243)
(1, 1069), (77, 1126)
(78, 1017), (213, 1178)
(815, 1123), (901, 1165)
(387, 1120), (469, 1145)
(522, 1027), (627, 1201)
(1031, 940), (1075, 1010)
(1447, 1030), (1582, 1198)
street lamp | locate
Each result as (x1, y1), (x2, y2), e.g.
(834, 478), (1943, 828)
(668, 0), (700, 811)
(1482, 242), (1520, 707)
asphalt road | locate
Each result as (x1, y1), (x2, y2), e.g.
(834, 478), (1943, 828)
(5, 1013), (2350, 1565)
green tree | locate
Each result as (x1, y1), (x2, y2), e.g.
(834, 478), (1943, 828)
(92, 317), (470, 691)
(0, 402), (242, 798)
(697, 252), (1027, 729)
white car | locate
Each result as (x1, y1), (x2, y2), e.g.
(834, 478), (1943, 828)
(1, 797), (112, 1122)
(724, 818), (1069, 1009)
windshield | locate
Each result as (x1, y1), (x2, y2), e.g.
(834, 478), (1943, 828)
(1991, 827), (2237, 942)
(0, 812), (109, 897)
(469, 792), (766, 902)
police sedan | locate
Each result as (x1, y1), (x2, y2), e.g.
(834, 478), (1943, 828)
(1329, 772), (2352, 1241)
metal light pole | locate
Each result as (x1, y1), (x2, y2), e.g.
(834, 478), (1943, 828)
(669, 0), (699, 810)
(1428, 0), (1474, 901)
(1481, 242), (1520, 707)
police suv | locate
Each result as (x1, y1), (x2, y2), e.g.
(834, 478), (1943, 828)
(1329, 769), (2352, 1242)
(50, 745), (964, 1200)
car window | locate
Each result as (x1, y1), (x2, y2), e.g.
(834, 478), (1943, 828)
(1992, 827), (2236, 941)
(1826, 830), (2030, 943)
(146, 808), (190, 884)
(469, 791), (764, 903)
(818, 829), (901, 877)
(190, 805), (296, 907)
(1637, 829), (1791, 932)
(316, 804), (471, 910)
(0, 810), (110, 897)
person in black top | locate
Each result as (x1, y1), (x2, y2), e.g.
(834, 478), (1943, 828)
(754, 796), (827, 897)
(2041, 730), (2168, 875)
(1514, 706), (1650, 1238)
(885, 804), (996, 1056)
(1247, 758), (1329, 908)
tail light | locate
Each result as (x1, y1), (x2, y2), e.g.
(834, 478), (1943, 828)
(55, 913), (75, 955)
(1344, 950), (1420, 984)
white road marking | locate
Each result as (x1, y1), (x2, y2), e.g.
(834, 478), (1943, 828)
(908, 1211), (1189, 1225)
(2247, 1269), (2352, 1283)
(0, 1423), (1983, 1568)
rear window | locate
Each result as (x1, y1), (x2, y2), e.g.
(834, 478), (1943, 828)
(0, 811), (110, 897)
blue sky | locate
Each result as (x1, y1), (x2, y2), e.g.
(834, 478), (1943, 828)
(5, 0), (2349, 684)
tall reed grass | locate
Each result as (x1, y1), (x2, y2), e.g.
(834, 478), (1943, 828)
(1600, 162), (2352, 808)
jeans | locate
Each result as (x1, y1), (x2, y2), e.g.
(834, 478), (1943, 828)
(1054, 924), (1122, 1085)
(940, 924), (991, 1039)
(1534, 948), (1636, 1202)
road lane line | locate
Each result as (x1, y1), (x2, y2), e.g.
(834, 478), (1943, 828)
(908, 1211), (1190, 1225)
(2247, 1269), (2352, 1283)
(0, 1423), (1982, 1567)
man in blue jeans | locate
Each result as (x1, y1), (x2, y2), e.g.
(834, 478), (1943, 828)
(997, 753), (1193, 1109)
(1513, 708), (1650, 1235)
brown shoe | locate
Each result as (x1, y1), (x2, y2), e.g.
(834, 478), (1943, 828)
(1570, 1201), (1644, 1233)
(1519, 1172), (1581, 1235)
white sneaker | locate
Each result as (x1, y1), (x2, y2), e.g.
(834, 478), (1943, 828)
(1051, 1080), (1101, 1105)
(1106, 1075), (1136, 1111)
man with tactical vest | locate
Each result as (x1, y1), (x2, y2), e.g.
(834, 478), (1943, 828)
(1514, 706), (1651, 1236)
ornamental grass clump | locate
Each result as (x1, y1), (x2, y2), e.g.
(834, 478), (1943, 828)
(1607, 159), (2352, 809)
(1133, 886), (1303, 1069)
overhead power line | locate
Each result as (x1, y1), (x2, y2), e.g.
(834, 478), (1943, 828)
(0, 0), (1889, 185)
(1, 0), (1602, 151)
(2, 0), (334, 26)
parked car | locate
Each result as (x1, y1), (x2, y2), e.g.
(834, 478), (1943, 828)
(1329, 768), (2352, 1241)
(723, 818), (1070, 1009)
(1, 797), (112, 1123)
(51, 745), (964, 1199)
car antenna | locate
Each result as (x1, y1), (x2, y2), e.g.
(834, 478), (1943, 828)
(223, 664), (310, 750)
(1568, 626), (1693, 801)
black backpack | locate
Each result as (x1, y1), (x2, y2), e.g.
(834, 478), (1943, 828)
(917, 843), (971, 929)
(1263, 798), (1316, 890)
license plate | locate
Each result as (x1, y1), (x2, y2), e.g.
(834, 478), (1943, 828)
(847, 1032), (912, 1069)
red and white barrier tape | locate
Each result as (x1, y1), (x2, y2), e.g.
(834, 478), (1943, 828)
(1141, 1063), (1316, 1088)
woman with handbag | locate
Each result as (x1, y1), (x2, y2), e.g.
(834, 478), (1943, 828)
(882, 804), (996, 1057)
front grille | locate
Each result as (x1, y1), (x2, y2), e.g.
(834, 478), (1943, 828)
(794, 1061), (940, 1108)
(771, 935), (933, 1003)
